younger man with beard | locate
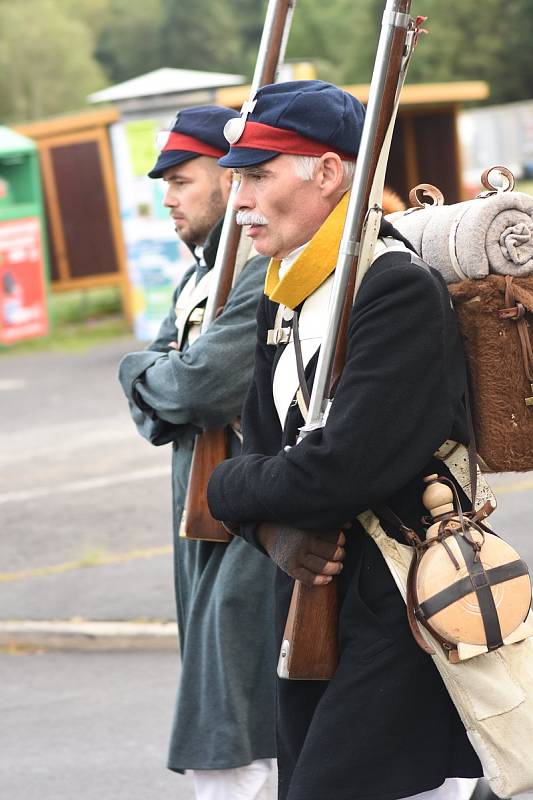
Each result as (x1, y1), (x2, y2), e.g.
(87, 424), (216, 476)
(119, 106), (277, 800)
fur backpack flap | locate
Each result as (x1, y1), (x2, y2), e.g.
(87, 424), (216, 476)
(387, 166), (533, 472)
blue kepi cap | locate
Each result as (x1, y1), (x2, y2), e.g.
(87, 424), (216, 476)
(219, 80), (366, 168)
(148, 105), (239, 178)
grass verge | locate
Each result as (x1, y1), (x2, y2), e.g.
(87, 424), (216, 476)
(516, 179), (533, 195)
(1, 287), (132, 356)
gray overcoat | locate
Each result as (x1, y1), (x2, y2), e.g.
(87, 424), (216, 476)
(118, 224), (277, 772)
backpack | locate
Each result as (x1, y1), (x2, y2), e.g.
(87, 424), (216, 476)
(387, 167), (533, 472)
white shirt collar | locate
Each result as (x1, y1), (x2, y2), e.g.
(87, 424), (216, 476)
(279, 241), (309, 279)
(194, 245), (206, 267)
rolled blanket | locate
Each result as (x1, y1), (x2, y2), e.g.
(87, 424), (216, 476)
(387, 191), (533, 283)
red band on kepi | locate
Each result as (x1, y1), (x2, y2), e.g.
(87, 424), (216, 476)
(232, 121), (356, 161)
(163, 131), (225, 158)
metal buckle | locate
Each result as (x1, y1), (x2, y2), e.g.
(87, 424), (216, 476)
(266, 327), (291, 346)
(188, 308), (204, 325)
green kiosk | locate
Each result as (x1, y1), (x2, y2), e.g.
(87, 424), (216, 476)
(0, 126), (49, 345)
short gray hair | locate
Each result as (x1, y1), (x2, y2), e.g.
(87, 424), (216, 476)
(290, 155), (355, 192)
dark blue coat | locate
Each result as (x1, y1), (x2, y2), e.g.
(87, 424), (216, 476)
(208, 223), (483, 800)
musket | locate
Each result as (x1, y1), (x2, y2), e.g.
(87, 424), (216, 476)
(181, 0), (297, 542)
(277, 0), (425, 679)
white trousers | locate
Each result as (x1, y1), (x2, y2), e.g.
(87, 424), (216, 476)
(406, 778), (479, 800)
(192, 766), (475, 800)
(191, 758), (277, 800)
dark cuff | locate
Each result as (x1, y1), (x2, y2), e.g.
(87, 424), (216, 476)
(240, 522), (269, 557)
(132, 378), (158, 420)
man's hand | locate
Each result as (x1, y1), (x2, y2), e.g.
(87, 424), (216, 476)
(257, 522), (346, 586)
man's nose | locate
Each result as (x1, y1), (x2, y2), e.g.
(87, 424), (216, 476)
(233, 179), (253, 212)
(163, 186), (177, 208)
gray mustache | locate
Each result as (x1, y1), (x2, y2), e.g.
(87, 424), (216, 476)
(236, 211), (269, 226)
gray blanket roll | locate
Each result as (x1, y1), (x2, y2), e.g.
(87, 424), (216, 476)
(387, 191), (533, 283)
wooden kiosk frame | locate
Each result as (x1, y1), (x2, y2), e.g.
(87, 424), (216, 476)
(15, 109), (132, 321)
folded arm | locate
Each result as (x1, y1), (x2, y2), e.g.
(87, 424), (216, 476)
(208, 258), (466, 530)
(118, 256), (268, 442)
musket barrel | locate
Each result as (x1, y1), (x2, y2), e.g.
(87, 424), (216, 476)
(202, 0), (297, 331)
(201, 178), (242, 330)
(301, 0), (411, 434)
(184, 0), (298, 542)
(251, 0), (296, 93)
(282, 0), (419, 680)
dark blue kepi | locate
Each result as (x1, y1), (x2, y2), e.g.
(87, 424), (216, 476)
(219, 80), (366, 168)
(148, 105), (239, 179)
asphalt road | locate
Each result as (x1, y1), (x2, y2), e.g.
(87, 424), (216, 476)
(0, 649), (195, 800)
(0, 337), (176, 622)
(1, 334), (532, 800)
(1, 336), (532, 623)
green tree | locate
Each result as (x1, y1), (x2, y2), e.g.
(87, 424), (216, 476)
(62, 0), (112, 36)
(0, 0), (106, 123)
(287, 0), (533, 104)
(405, 0), (533, 103)
(286, 0), (381, 84)
(94, 0), (166, 84)
(227, 0), (266, 76)
(158, 0), (242, 74)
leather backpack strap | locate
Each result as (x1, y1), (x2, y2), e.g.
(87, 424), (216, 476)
(499, 275), (533, 383)
(464, 381), (478, 511)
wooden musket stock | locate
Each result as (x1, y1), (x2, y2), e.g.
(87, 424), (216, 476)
(181, 0), (296, 542)
(278, 576), (339, 681)
(181, 427), (230, 542)
(279, 0), (419, 679)
(181, 217), (242, 543)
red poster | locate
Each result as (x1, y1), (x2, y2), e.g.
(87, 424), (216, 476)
(0, 216), (49, 344)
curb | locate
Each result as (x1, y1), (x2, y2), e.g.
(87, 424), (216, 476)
(0, 620), (178, 652)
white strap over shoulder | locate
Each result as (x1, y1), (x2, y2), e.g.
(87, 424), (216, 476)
(373, 236), (412, 260)
(271, 237), (413, 430)
(174, 270), (213, 349)
(272, 276), (333, 428)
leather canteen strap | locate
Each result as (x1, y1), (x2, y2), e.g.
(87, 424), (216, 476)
(374, 504), (436, 654)
(406, 550), (435, 655)
(419, 478), (504, 651)
(454, 531), (503, 651)
(417, 557), (529, 636)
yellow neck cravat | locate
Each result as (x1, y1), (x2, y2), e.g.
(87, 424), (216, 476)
(264, 192), (349, 309)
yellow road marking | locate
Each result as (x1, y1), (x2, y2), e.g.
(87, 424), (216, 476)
(493, 479), (533, 496)
(2, 479), (531, 584)
(0, 545), (173, 584)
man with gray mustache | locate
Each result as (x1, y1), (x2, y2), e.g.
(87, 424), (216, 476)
(118, 106), (277, 800)
(207, 81), (483, 800)
(236, 211), (270, 227)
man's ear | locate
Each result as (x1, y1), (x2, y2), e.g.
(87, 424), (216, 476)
(316, 153), (344, 198)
